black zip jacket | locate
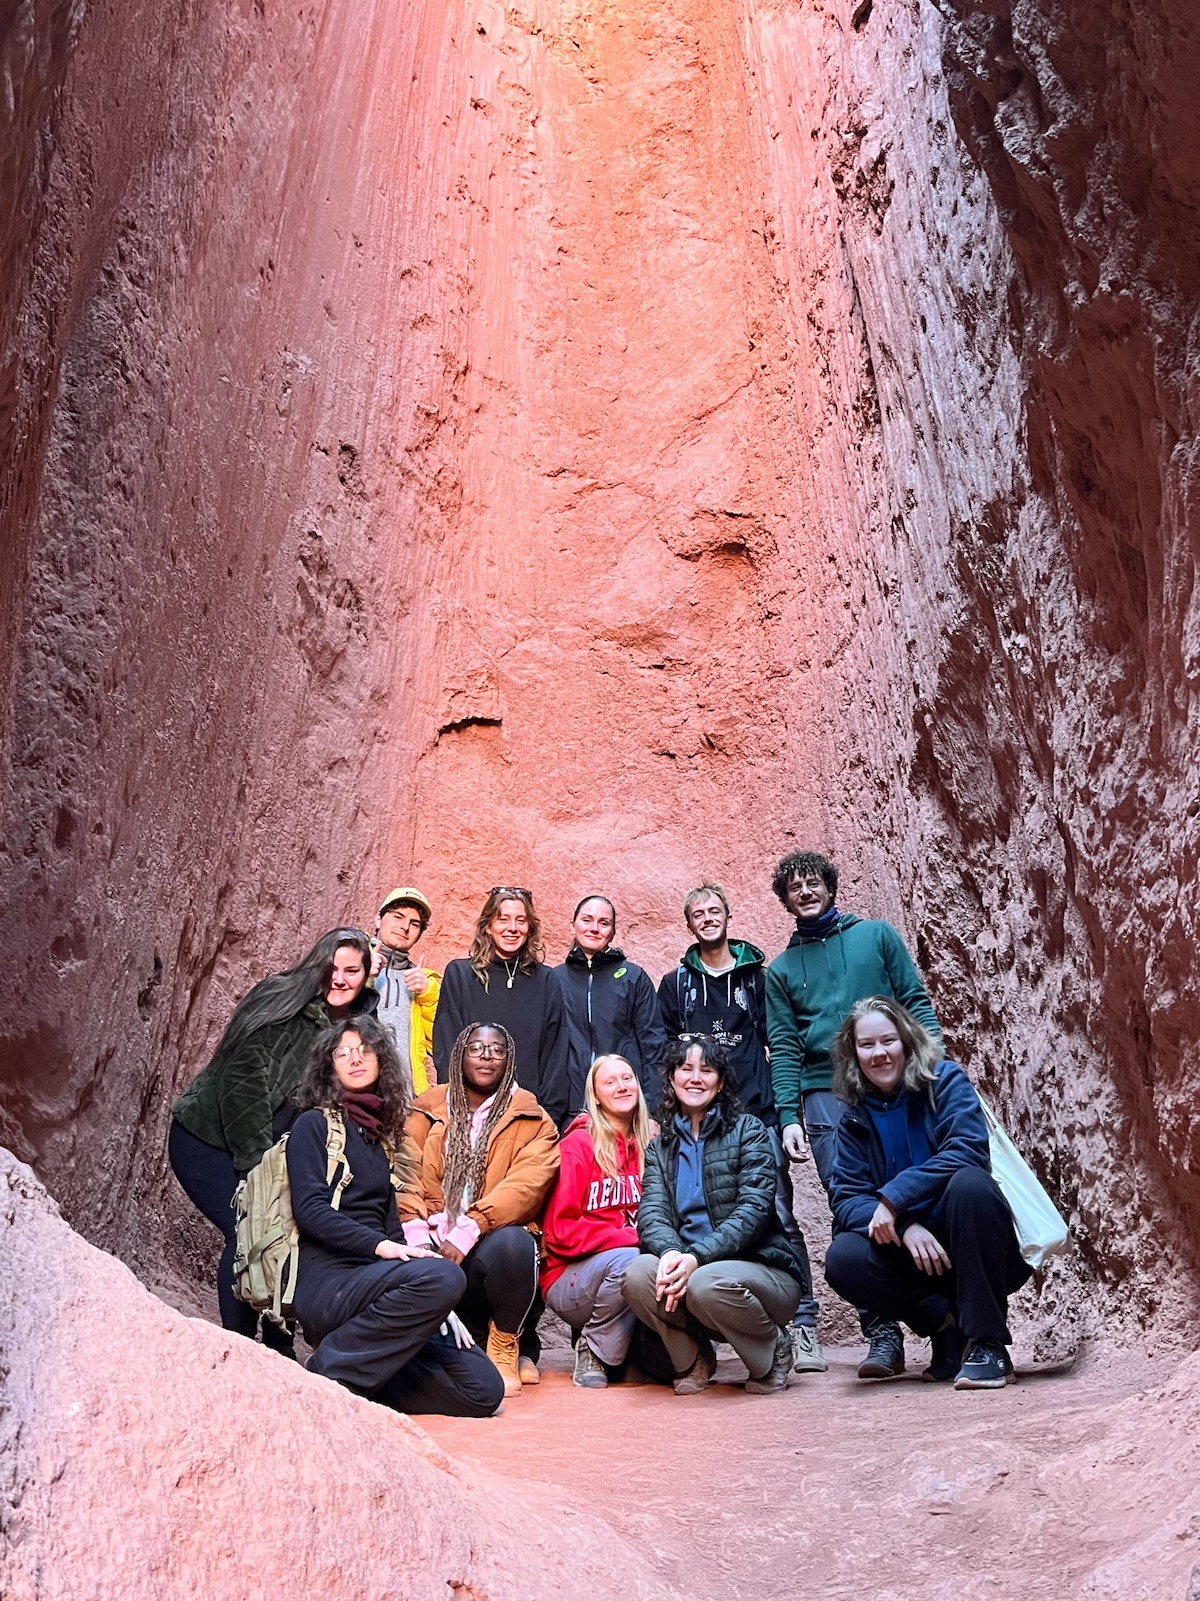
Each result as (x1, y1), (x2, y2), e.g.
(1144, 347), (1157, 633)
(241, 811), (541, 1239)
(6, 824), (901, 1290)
(554, 944), (667, 1114)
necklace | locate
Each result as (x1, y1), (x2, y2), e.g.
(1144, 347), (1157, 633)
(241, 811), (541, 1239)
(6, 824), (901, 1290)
(502, 957), (520, 989)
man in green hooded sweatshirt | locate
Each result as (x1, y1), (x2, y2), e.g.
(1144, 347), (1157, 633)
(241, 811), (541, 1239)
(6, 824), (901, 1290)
(765, 850), (942, 1380)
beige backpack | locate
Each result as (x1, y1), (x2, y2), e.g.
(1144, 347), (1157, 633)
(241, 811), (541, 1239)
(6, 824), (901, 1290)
(231, 1110), (401, 1327)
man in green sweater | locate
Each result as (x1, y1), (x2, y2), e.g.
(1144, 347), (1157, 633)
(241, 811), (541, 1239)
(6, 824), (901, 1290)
(765, 850), (942, 1380)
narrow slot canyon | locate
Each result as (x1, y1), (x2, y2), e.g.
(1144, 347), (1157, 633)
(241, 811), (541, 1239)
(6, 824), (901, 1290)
(2, 0), (1199, 1595)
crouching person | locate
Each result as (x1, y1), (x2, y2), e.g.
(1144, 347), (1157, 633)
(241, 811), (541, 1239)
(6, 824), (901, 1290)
(399, 1023), (560, 1398)
(823, 997), (1032, 1389)
(541, 1055), (651, 1388)
(287, 1016), (504, 1418)
(622, 1036), (809, 1395)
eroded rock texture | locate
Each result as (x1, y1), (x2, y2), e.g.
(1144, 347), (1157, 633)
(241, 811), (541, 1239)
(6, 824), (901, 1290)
(0, 1149), (680, 1601)
(1, 0), (1197, 1337)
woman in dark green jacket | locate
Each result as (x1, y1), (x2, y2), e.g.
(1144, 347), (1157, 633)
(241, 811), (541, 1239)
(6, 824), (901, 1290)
(169, 927), (376, 1348)
(622, 1035), (811, 1396)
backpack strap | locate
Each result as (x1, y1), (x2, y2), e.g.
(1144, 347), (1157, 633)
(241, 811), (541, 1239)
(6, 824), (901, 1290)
(323, 1108), (354, 1211)
(381, 1134), (405, 1193)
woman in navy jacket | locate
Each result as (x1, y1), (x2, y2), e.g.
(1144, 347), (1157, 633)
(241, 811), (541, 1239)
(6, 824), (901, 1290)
(287, 1014), (504, 1417)
(824, 996), (1031, 1389)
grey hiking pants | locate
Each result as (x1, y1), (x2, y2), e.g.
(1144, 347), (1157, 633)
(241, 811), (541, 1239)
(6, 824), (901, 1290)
(544, 1245), (640, 1366)
(621, 1252), (801, 1382)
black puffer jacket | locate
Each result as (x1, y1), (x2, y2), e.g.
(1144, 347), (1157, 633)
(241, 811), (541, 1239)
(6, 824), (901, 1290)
(638, 1110), (805, 1281)
(554, 944), (667, 1112)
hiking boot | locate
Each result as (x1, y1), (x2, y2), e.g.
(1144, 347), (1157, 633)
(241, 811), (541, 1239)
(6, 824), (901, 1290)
(572, 1341), (608, 1389)
(486, 1324), (522, 1397)
(672, 1336), (717, 1396)
(791, 1325), (828, 1374)
(953, 1341), (1015, 1390)
(746, 1327), (793, 1394)
(518, 1354), (541, 1386)
(857, 1324), (906, 1380)
(923, 1324), (966, 1383)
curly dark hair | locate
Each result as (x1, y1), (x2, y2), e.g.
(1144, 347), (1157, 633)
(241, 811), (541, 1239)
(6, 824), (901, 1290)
(657, 1034), (741, 1143)
(770, 851), (838, 907)
(293, 1014), (412, 1146)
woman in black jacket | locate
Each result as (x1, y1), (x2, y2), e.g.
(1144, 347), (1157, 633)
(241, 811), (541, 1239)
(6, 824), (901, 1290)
(169, 927), (377, 1350)
(287, 1014), (504, 1417)
(621, 1036), (810, 1395)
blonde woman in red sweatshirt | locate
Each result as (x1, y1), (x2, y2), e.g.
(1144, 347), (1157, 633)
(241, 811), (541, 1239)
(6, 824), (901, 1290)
(540, 1054), (651, 1388)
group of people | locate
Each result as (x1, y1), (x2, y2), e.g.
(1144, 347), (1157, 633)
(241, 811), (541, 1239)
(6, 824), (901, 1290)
(168, 852), (1032, 1417)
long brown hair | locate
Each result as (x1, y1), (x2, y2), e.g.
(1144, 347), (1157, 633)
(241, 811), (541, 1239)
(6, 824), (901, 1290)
(441, 1023), (518, 1217)
(467, 887), (544, 987)
(831, 996), (941, 1105)
(583, 1055), (650, 1180)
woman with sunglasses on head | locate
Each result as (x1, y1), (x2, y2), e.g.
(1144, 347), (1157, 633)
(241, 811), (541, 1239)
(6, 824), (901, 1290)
(432, 887), (570, 1129)
(169, 927), (377, 1353)
(399, 1022), (560, 1396)
(540, 1054), (652, 1388)
(286, 1015), (504, 1417)
(622, 1034), (810, 1396)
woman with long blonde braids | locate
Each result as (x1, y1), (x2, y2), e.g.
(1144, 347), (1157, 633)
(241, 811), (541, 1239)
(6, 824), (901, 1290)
(399, 1022), (560, 1397)
(540, 1054), (652, 1388)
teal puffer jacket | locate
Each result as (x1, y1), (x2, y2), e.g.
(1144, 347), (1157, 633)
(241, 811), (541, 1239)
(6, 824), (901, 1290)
(637, 1110), (805, 1282)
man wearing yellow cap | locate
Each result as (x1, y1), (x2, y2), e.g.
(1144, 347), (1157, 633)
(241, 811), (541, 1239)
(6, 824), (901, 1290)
(370, 887), (442, 1094)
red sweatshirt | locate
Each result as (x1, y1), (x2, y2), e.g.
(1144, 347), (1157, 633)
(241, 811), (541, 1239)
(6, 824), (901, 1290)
(540, 1115), (642, 1291)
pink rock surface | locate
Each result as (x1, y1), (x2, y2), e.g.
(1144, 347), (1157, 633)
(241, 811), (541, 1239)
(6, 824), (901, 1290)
(0, 1147), (680, 1601)
(0, 0), (1197, 1354)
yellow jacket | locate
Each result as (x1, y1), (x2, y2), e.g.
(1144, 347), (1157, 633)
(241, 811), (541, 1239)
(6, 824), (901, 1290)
(371, 966), (441, 1094)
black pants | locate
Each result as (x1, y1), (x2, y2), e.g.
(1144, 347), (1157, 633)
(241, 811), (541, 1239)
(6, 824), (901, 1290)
(297, 1254), (466, 1393)
(824, 1166), (1032, 1345)
(376, 1330), (505, 1418)
(457, 1225), (539, 1337)
(168, 1119), (293, 1353)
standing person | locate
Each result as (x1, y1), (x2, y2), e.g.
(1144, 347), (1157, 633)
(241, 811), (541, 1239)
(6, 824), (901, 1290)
(541, 1054), (651, 1388)
(399, 1023), (560, 1396)
(169, 927), (377, 1353)
(823, 998), (1031, 1389)
(554, 895), (667, 1114)
(286, 1015), (504, 1417)
(657, 883), (824, 1373)
(370, 886), (441, 1095)
(765, 849), (943, 1380)
(622, 1037), (810, 1396)
(432, 887), (569, 1129)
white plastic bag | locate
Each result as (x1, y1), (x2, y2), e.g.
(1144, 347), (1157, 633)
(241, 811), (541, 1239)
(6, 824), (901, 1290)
(979, 1097), (1070, 1270)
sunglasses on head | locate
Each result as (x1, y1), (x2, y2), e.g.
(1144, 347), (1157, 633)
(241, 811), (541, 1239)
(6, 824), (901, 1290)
(491, 886), (532, 899)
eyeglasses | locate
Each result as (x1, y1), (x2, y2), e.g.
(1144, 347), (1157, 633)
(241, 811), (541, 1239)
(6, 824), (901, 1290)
(787, 876), (828, 893)
(465, 1042), (509, 1059)
(333, 1043), (377, 1062)
(490, 886), (532, 899)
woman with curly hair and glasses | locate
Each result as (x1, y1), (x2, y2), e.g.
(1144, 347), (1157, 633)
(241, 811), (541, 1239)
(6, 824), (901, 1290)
(622, 1035), (811, 1397)
(399, 1022), (560, 1396)
(286, 1014), (504, 1418)
(169, 927), (377, 1353)
(431, 887), (570, 1130)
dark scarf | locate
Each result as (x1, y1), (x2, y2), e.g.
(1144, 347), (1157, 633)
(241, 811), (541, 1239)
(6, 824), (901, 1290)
(378, 945), (413, 971)
(793, 904), (842, 941)
(341, 1088), (386, 1141)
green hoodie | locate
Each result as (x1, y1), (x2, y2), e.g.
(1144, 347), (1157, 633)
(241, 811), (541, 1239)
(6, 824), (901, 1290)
(764, 915), (941, 1124)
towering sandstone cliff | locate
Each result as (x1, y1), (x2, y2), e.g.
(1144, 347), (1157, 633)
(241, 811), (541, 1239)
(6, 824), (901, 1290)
(2, 0), (1197, 1334)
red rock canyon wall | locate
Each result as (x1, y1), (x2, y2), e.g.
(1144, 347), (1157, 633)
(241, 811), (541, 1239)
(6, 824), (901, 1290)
(1, 0), (1197, 1335)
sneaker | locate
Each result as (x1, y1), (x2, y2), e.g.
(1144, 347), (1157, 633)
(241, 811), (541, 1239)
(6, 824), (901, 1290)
(857, 1324), (906, 1380)
(791, 1325), (828, 1374)
(572, 1341), (608, 1389)
(953, 1341), (1015, 1390)
(672, 1336), (717, 1396)
(518, 1354), (541, 1386)
(923, 1324), (966, 1383)
(746, 1327), (793, 1394)
(485, 1324), (522, 1397)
